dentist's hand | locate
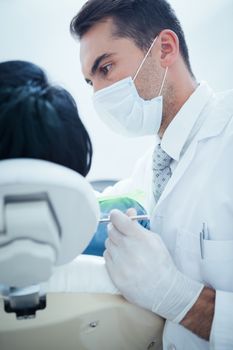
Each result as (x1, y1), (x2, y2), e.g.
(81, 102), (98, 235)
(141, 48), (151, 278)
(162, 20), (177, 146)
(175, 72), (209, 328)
(104, 209), (204, 322)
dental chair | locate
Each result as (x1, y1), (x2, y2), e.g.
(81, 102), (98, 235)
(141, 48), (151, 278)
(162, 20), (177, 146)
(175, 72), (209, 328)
(0, 159), (164, 350)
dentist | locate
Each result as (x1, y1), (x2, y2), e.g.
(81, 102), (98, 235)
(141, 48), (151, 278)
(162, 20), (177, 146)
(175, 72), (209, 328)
(71, 1), (233, 349)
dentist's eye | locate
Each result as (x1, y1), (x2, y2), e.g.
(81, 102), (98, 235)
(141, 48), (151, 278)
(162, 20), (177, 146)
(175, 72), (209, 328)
(86, 79), (93, 86)
(99, 63), (112, 76)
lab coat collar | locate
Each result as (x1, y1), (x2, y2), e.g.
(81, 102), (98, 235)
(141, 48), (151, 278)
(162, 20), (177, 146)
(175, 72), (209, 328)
(153, 87), (233, 210)
(161, 81), (214, 161)
(197, 89), (233, 141)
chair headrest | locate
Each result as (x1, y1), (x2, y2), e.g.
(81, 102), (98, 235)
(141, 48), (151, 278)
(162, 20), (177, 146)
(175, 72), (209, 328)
(0, 159), (100, 287)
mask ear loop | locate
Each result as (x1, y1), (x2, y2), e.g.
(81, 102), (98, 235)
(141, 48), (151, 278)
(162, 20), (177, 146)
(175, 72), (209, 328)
(133, 36), (158, 82)
(158, 66), (168, 96)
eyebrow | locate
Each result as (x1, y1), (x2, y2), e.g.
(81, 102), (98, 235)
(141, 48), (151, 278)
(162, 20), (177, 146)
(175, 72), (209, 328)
(85, 53), (115, 84)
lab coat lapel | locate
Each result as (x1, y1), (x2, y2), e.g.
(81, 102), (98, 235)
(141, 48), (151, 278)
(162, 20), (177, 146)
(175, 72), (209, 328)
(155, 138), (198, 206)
(155, 97), (233, 208)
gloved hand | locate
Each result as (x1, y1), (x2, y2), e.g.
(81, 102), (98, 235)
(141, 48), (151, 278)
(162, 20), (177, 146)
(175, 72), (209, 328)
(104, 209), (204, 322)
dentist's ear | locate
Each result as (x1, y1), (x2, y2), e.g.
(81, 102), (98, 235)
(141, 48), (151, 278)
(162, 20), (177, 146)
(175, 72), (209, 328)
(157, 29), (179, 68)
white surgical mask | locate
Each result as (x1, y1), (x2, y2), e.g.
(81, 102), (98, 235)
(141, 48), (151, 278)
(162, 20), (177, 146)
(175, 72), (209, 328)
(93, 36), (168, 137)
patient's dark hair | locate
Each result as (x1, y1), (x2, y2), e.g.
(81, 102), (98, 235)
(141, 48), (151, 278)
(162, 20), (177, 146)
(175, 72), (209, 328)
(0, 60), (92, 176)
(70, 0), (194, 77)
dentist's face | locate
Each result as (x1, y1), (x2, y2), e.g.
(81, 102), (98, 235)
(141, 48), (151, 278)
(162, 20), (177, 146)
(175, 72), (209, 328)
(80, 17), (164, 100)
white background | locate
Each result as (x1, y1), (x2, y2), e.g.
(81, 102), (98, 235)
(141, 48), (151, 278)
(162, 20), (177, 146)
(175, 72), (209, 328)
(0, 0), (232, 181)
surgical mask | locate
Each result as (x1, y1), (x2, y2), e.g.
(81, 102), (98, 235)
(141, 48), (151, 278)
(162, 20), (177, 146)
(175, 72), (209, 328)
(93, 36), (168, 137)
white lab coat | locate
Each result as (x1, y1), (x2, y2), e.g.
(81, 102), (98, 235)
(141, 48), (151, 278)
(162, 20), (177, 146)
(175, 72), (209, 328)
(103, 88), (233, 349)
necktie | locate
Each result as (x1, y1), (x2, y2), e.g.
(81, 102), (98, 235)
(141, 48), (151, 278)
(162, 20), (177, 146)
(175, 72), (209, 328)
(152, 143), (173, 203)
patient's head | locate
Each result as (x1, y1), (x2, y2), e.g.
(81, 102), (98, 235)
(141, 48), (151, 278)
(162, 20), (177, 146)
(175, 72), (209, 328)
(0, 60), (92, 176)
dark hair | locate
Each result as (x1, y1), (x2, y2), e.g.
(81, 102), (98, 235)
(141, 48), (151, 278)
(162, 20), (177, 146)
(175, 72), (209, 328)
(70, 0), (194, 76)
(0, 60), (92, 176)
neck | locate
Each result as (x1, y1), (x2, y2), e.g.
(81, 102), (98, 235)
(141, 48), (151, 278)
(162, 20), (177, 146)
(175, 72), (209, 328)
(158, 66), (198, 139)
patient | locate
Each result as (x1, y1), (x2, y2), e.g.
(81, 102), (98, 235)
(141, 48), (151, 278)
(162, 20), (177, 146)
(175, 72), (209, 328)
(0, 60), (92, 175)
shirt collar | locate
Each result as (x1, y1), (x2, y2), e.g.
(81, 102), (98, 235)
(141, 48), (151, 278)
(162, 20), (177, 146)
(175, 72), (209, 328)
(161, 81), (214, 161)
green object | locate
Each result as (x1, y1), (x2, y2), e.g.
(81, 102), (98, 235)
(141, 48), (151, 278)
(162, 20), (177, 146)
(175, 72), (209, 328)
(83, 193), (149, 256)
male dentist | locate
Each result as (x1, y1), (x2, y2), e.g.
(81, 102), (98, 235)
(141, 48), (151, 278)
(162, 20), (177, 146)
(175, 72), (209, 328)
(70, 1), (233, 348)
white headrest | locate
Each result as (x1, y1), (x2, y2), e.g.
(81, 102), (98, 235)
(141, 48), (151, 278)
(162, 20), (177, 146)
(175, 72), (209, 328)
(0, 159), (100, 287)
